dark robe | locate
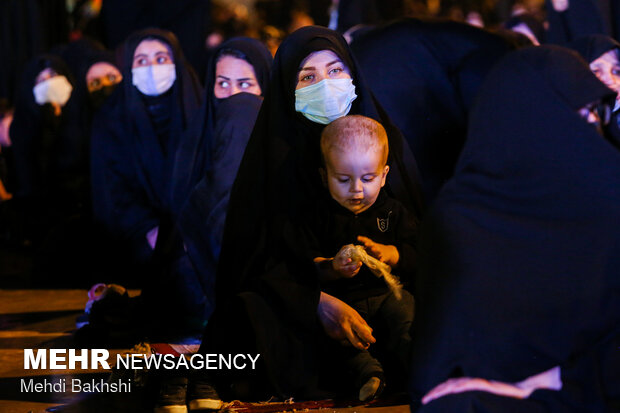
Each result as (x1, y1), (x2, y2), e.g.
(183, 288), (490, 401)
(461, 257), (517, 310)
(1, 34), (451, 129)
(567, 34), (620, 146)
(172, 38), (272, 317)
(544, 0), (619, 43)
(350, 18), (513, 203)
(171, 37), (273, 218)
(177, 93), (262, 320)
(202, 26), (424, 399)
(9, 55), (86, 231)
(409, 46), (620, 412)
(90, 28), (204, 333)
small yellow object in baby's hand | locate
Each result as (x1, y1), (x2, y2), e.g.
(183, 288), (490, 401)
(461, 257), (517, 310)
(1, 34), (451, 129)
(341, 244), (403, 300)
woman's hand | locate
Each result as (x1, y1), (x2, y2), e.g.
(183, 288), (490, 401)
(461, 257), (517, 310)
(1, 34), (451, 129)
(357, 235), (400, 267)
(318, 292), (376, 350)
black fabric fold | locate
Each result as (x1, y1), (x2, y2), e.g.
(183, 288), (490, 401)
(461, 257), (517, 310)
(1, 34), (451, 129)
(409, 46), (620, 412)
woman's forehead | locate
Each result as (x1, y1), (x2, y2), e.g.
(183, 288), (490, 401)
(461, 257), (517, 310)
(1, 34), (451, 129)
(134, 39), (172, 57)
(591, 49), (620, 66)
(299, 50), (343, 69)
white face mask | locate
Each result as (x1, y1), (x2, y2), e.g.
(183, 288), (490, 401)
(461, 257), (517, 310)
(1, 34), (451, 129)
(33, 76), (73, 106)
(131, 64), (176, 96)
(295, 78), (357, 125)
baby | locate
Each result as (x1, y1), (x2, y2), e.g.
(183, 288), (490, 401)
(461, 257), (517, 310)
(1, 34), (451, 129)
(310, 115), (416, 401)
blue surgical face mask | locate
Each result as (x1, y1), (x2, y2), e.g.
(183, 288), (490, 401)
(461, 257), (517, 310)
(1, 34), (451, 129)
(294, 78), (357, 125)
(131, 64), (176, 96)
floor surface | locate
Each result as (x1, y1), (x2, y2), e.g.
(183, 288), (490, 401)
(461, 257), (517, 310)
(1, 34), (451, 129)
(0, 289), (411, 413)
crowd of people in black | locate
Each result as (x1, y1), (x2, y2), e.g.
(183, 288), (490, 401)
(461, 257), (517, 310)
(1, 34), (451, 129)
(1, 0), (619, 412)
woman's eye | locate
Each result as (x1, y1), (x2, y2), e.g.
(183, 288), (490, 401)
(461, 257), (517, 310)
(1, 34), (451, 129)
(301, 74), (314, 82)
(90, 79), (101, 88)
(107, 74), (117, 82)
(156, 56), (167, 64)
(240, 81), (251, 89)
(612, 67), (620, 76)
(136, 58), (147, 66)
(219, 81), (230, 88)
(329, 67), (343, 75)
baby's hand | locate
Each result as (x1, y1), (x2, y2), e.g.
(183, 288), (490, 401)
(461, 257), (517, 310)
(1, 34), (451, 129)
(333, 246), (362, 278)
(357, 235), (400, 267)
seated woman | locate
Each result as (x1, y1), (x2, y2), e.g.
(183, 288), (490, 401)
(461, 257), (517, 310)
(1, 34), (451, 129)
(90, 28), (204, 339)
(408, 46), (620, 412)
(9, 54), (91, 275)
(173, 37), (273, 319)
(187, 25), (424, 411)
(568, 34), (620, 146)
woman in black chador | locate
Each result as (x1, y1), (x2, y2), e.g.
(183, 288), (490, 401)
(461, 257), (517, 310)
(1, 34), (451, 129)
(10, 54), (90, 271)
(408, 46), (620, 412)
(191, 26), (423, 404)
(174, 37), (273, 318)
(90, 28), (204, 337)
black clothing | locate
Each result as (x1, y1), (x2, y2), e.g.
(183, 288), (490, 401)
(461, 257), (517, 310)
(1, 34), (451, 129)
(56, 38), (119, 112)
(172, 38), (271, 315)
(90, 28), (204, 334)
(91, 28), (201, 243)
(202, 26), (423, 399)
(336, 289), (414, 393)
(178, 92), (263, 317)
(567, 32), (620, 61)
(171, 37), (272, 217)
(350, 18), (513, 203)
(9, 55), (87, 232)
(409, 46), (620, 412)
(544, 0), (619, 44)
(306, 190), (416, 393)
(307, 190), (416, 303)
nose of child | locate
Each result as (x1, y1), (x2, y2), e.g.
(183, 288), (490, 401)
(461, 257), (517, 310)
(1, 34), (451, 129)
(351, 179), (363, 193)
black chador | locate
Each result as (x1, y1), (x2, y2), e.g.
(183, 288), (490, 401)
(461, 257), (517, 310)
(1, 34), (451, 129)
(199, 26), (423, 399)
(409, 46), (620, 412)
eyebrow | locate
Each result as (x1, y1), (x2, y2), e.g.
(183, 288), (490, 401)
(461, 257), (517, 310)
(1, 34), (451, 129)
(216, 75), (254, 82)
(299, 59), (342, 72)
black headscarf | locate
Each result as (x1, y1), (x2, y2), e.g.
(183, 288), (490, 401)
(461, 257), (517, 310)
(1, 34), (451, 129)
(90, 28), (201, 249)
(170, 37), (272, 217)
(217, 25), (423, 299)
(544, 0), (613, 44)
(350, 18), (513, 204)
(568, 33), (620, 62)
(10, 54), (83, 201)
(205, 26), (423, 398)
(409, 46), (620, 411)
